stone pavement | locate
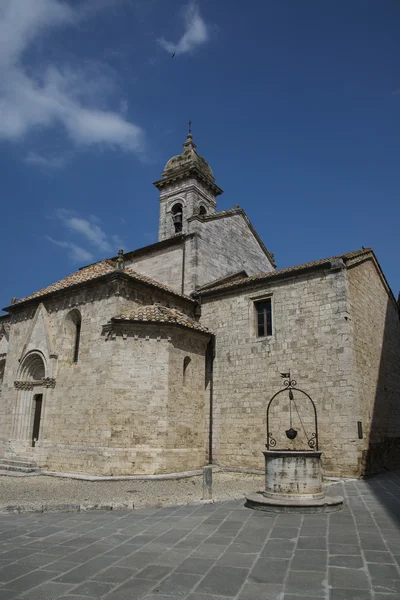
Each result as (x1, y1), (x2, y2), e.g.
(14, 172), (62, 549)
(0, 472), (399, 600)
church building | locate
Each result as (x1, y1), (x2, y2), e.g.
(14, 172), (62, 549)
(0, 133), (399, 478)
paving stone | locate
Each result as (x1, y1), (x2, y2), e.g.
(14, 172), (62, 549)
(328, 544), (361, 555)
(0, 590), (18, 600)
(176, 558), (215, 574)
(291, 550), (327, 571)
(42, 559), (77, 574)
(195, 566), (248, 596)
(260, 538), (296, 559)
(135, 565), (172, 580)
(284, 570), (326, 596)
(249, 558), (289, 584)
(329, 554), (364, 568)
(191, 545), (226, 559)
(284, 596), (325, 600)
(92, 565), (138, 583)
(185, 595), (230, 600)
(103, 577), (155, 599)
(329, 590), (372, 600)
(6, 570), (57, 593)
(54, 556), (111, 583)
(153, 548), (191, 565)
(370, 578), (400, 594)
(154, 572), (202, 596)
(297, 537), (326, 550)
(367, 562), (400, 579)
(0, 564), (36, 583)
(364, 550), (394, 563)
(270, 527), (300, 539)
(69, 581), (114, 596)
(237, 583), (284, 599)
(216, 552), (256, 568)
(18, 581), (74, 600)
(116, 552), (160, 569)
(329, 567), (370, 590)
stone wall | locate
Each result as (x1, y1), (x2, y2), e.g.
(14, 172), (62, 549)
(157, 178), (217, 241)
(186, 213), (274, 293)
(126, 243), (183, 295)
(41, 325), (208, 475)
(199, 265), (365, 477)
(347, 257), (400, 475)
(0, 277), (207, 474)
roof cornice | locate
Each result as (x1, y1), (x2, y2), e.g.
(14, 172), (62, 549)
(153, 166), (223, 197)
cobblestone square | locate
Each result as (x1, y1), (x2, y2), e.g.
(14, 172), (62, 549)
(0, 471), (398, 599)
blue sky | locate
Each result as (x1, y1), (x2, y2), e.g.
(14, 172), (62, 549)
(1, 0), (400, 311)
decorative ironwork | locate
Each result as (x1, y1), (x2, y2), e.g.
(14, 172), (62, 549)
(266, 372), (319, 450)
(308, 433), (317, 449)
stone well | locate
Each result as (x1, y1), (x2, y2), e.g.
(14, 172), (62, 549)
(245, 374), (343, 513)
(246, 449), (343, 513)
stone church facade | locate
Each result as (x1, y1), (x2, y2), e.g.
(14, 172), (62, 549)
(0, 133), (399, 478)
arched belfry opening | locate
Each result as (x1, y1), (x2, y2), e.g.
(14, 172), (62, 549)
(14, 351), (46, 448)
(171, 203), (183, 234)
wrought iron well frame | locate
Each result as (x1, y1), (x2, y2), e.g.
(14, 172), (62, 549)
(266, 373), (319, 451)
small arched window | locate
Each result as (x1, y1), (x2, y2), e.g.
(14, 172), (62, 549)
(65, 310), (82, 364)
(199, 205), (207, 215)
(171, 203), (183, 233)
(183, 356), (191, 386)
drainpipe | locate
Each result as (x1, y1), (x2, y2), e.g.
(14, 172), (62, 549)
(206, 335), (215, 465)
(181, 237), (186, 295)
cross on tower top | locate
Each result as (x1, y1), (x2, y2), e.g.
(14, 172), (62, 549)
(188, 120), (192, 135)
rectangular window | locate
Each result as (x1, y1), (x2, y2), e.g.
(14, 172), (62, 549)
(255, 298), (272, 337)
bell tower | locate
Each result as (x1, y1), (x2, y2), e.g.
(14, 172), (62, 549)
(154, 130), (223, 241)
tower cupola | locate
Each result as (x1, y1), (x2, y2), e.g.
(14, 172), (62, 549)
(154, 130), (223, 241)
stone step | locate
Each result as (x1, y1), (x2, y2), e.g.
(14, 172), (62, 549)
(0, 459), (37, 473)
(2, 458), (37, 467)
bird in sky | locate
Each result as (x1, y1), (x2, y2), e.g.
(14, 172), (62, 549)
(172, 52), (176, 58)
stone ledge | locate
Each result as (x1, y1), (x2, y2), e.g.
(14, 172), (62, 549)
(40, 468), (209, 481)
(0, 494), (245, 514)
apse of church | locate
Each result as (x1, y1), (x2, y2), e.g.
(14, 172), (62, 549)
(0, 132), (399, 477)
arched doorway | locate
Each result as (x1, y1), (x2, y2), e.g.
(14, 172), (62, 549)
(13, 352), (46, 449)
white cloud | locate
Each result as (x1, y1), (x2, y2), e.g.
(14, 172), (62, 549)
(55, 210), (114, 252)
(46, 236), (94, 262)
(47, 209), (124, 262)
(25, 152), (67, 169)
(158, 2), (208, 56)
(0, 0), (145, 156)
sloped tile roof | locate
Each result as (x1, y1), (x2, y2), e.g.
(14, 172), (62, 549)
(112, 304), (209, 333)
(11, 261), (192, 308)
(16, 262), (114, 304)
(194, 249), (372, 296)
(124, 267), (192, 300)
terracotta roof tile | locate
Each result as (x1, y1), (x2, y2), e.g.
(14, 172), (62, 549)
(16, 262), (114, 304)
(12, 262), (192, 308)
(112, 304), (209, 333)
(194, 248), (372, 296)
(124, 267), (192, 300)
